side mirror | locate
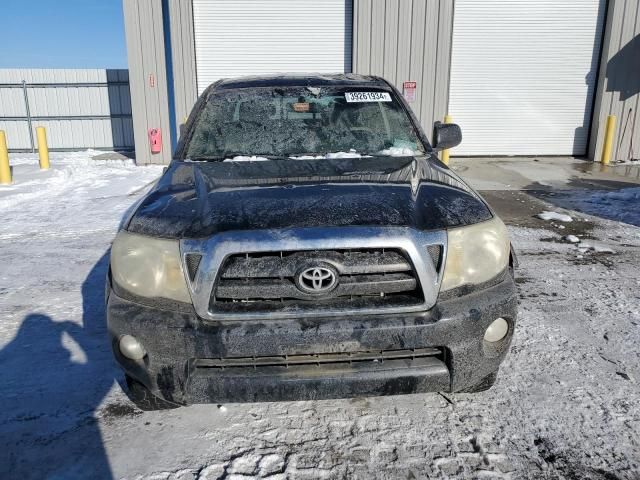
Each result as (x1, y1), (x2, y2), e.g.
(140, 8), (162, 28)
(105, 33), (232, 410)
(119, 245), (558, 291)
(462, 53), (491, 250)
(432, 121), (462, 151)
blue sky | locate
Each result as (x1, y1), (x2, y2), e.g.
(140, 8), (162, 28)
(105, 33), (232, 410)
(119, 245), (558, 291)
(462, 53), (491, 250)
(3, 0), (127, 68)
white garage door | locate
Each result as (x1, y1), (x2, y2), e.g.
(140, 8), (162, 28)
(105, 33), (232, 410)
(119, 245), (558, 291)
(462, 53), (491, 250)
(448, 0), (606, 156)
(192, 0), (352, 94)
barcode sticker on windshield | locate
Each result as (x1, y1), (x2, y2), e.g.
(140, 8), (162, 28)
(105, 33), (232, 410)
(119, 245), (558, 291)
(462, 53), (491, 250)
(345, 92), (392, 103)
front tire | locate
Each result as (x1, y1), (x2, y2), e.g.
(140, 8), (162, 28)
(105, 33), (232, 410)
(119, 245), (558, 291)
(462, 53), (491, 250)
(125, 375), (181, 411)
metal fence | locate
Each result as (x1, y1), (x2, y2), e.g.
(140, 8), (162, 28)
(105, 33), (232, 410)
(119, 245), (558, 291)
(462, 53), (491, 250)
(0, 69), (134, 152)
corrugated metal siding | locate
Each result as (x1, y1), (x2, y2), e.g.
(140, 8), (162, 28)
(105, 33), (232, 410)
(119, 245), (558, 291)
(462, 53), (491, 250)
(352, 0), (454, 142)
(192, 0), (353, 94)
(123, 0), (173, 165)
(168, 0), (198, 135)
(590, 0), (640, 162)
(0, 69), (133, 151)
(449, 0), (606, 156)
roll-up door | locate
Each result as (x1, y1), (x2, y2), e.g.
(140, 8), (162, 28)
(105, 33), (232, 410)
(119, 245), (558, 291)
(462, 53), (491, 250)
(192, 0), (352, 95)
(448, 0), (606, 155)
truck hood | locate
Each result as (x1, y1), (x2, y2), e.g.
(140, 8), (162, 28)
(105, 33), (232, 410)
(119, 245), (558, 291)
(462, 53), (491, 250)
(125, 156), (493, 239)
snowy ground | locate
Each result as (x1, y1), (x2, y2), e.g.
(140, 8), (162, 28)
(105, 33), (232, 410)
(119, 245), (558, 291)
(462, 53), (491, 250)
(1, 152), (640, 479)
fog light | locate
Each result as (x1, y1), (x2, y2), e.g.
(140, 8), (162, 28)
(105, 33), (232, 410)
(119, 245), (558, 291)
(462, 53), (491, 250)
(119, 335), (146, 360)
(484, 318), (509, 343)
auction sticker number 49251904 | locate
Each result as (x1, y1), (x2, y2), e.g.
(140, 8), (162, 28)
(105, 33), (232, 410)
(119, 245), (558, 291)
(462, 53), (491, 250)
(345, 92), (392, 103)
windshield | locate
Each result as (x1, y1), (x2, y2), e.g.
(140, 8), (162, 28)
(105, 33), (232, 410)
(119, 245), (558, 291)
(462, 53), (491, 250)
(184, 86), (425, 160)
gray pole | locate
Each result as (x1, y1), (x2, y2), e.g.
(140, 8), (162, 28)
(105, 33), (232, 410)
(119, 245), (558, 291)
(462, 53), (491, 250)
(21, 80), (35, 153)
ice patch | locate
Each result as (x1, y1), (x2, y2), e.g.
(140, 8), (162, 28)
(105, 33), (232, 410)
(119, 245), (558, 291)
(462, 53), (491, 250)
(258, 454), (286, 476)
(574, 187), (640, 226)
(579, 242), (616, 254)
(198, 464), (226, 480)
(536, 211), (573, 222)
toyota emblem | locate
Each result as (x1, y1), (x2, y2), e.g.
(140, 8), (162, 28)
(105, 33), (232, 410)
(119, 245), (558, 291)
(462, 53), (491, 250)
(296, 265), (338, 295)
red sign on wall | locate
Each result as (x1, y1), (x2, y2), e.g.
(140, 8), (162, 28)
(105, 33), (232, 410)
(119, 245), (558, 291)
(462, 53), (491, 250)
(403, 81), (417, 102)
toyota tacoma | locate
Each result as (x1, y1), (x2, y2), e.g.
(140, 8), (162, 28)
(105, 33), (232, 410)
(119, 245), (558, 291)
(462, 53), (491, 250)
(106, 74), (517, 409)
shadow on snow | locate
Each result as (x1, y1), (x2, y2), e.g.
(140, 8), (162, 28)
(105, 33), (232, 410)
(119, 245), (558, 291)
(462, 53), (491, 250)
(0, 252), (117, 480)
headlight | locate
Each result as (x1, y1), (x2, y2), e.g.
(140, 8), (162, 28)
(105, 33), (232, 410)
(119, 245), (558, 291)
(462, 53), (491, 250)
(441, 216), (510, 292)
(110, 231), (191, 303)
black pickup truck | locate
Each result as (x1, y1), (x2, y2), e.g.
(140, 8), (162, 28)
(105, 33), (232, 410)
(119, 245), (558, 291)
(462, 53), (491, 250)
(106, 74), (517, 409)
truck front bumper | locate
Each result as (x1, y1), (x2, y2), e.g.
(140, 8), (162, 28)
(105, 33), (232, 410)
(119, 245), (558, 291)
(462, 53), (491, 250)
(107, 274), (517, 404)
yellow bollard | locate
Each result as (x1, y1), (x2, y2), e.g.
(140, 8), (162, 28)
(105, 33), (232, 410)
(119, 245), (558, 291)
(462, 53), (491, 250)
(440, 114), (453, 165)
(36, 126), (50, 170)
(600, 115), (616, 165)
(0, 130), (11, 185)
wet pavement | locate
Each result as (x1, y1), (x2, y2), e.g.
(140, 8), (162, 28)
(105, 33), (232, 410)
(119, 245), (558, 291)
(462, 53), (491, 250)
(479, 190), (596, 236)
(452, 156), (640, 191)
(457, 156), (640, 229)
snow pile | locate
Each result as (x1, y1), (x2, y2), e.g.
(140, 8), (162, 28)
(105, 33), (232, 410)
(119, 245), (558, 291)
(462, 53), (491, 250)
(0, 151), (163, 240)
(536, 211), (573, 222)
(578, 242), (616, 254)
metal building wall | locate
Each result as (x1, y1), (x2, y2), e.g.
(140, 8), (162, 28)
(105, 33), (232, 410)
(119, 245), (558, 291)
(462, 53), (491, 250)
(0, 69), (133, 152)
(167, 0), (198, 135)
(590, 0), (640, 162)
(352, 0), (454, 141)
(123, 0), (173, 165)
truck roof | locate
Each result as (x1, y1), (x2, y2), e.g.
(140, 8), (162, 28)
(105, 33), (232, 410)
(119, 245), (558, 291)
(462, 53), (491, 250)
(213, 73), (389, 90)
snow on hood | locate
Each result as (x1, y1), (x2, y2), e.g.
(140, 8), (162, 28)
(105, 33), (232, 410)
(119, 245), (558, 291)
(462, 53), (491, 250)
(377, 146), (418, 157)
(289, 150), (365, 160)
(224, 149), (418, 162)
(223, 156), (269, 162)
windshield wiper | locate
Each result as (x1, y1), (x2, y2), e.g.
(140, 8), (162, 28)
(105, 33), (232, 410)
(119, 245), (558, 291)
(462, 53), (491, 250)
(187, 156), (226, 162)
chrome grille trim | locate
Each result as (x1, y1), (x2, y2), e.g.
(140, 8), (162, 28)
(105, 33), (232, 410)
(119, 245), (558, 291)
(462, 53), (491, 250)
(213, 249), (421, 306)
(215, 272), (417, 301)
(181, 226), (447, 320)
(220, 249), (411, 278)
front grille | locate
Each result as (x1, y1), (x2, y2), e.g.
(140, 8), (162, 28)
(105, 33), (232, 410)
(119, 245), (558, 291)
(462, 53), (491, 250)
(427, 244), (443, 272)
(185, 253), (202, 281)
(210, 248), (424, 314)
(194, 347), (444, 370)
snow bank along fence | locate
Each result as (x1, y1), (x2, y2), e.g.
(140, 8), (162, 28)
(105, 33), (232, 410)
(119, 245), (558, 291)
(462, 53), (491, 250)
(0, 69), (134, 153)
